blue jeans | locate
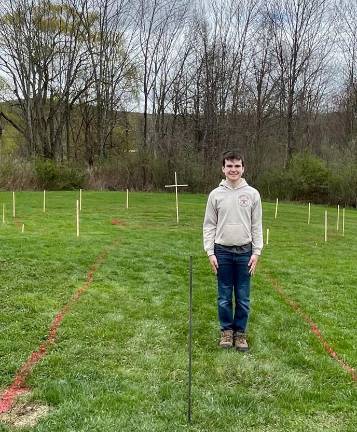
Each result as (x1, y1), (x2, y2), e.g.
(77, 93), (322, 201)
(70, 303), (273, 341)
(214, 244), (251, 332)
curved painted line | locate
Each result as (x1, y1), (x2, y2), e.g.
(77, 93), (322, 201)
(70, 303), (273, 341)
(266, 273), (356, 382)
(0, 244), (114, 414)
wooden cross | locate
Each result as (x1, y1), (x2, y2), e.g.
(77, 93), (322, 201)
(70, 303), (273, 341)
(165, 171), (188, 223)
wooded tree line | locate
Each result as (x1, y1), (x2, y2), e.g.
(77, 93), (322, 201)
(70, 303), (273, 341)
(0, 0), (356, 201)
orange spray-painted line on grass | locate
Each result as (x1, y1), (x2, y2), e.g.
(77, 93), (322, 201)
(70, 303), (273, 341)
(0, 245), (113, 414)
(267, 273), (356, 382)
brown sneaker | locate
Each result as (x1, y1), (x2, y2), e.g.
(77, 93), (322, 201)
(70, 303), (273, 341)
(234, 332), (249, 352)
(219, 330), (234, 348)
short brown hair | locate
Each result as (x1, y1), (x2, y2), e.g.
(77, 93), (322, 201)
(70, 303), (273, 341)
(221, 150), (245, 167)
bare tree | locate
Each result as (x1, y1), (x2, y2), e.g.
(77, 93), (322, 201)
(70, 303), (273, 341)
(266, 0), (332, 166)
(0, 0), (91, 159)
(77, 0), (138, 162)
(335, 0), (357, 158)
(135, 0), (190, 185)
(138, 0), (168, 150)
(0, 0), (138, 163)
(244, 10), (281, 179)
(189, 0), (259, 163)
(150, 3), (191, 164)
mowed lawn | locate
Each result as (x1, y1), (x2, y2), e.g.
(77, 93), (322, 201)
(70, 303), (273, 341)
(0, 191), (356, 432)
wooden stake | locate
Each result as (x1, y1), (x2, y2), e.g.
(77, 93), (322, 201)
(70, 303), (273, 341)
(342, 208), (345, 237)
(266, 228), (270, 245)
(76, 200), (80, 237)
(43, 190), (46, 213)
(164, 172), (188, 224)
(336, 204), (340, 231)
(175, 172), (179, 223)
(126, 189), (129, 209)
(188, 256), (193, 424)
(274, 198), (278, 219)
(12, 192), (15, 218)
(324, 211), (327, 242)
(308, 202), (311, 225)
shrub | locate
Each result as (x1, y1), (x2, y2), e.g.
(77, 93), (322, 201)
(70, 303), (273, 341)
(256, 169), (292, 201)
(35, 159), (86, 190)
(328, 162), (357, 207)
(34, 159), (58, 189)
(257, 152), (330, 203)
(287, 152), (330, 203)
(0, 158), (35, 190)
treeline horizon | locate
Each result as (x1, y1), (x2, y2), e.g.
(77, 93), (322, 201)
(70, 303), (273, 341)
(0, 0), (356, 204)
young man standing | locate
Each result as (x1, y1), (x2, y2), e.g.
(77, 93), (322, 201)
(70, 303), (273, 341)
(203, 151), (263, 351)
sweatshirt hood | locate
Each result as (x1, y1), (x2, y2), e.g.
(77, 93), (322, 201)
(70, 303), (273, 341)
(219, 178), (248, 190)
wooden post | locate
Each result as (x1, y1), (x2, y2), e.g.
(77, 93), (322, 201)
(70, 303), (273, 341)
(336, 204), (340, 231)
(342, 208), (345, 237)
(43, 190), (46, 213)
(76, 200), (80, 237)
(274, 198), (278, 219)
(164, 172), (188, 224)
(308, 202), (311, 225)
(174, 172), (179, 223)
(126, 189), (129, 209)
(324, 211), (327, 242)
(12, 192), (15, 218)
(266, 228), (270, 245)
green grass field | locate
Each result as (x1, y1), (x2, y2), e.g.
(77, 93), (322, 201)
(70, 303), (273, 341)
(0, 191), (356, 431)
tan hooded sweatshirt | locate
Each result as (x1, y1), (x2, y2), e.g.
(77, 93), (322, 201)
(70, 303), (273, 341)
(203, 179), (263, 256)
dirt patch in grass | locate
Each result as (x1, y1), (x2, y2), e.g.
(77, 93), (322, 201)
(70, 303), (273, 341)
(0, 398), (51, 428)
(13, 219), (23, 229)
(111, 218), (126, 225)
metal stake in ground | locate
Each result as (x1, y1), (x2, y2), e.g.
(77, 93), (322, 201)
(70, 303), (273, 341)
(188, 255), (193, 424)
(165, 172), (188, 223)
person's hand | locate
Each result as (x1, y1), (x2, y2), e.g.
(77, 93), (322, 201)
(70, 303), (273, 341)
(208, 255), (218, 274)
(248, 254), (259, 275)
